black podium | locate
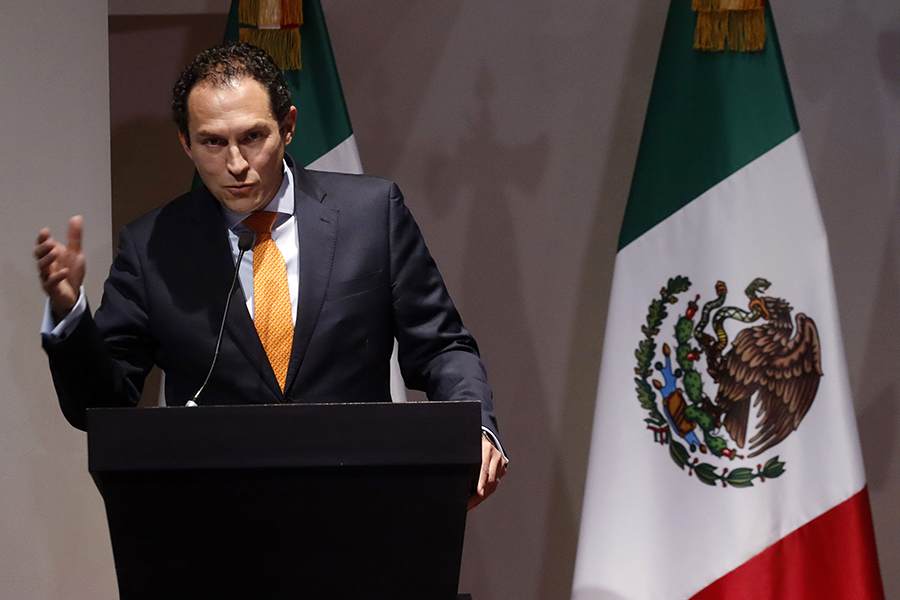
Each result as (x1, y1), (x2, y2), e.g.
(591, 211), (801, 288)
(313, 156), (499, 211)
(87, 401), (481, 600)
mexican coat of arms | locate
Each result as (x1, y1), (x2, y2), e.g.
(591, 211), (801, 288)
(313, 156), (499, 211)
(635, 277), (822, 487)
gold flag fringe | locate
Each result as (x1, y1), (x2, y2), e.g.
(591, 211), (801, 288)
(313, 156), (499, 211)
(240, 0), (302, 27)
(258, 0), (281, 29)
(282, 0), (303, 27)
(692, 0), (764, 10)
(239, 0), (259, 26)
(693, 1), (765, 52)
(239, 28), (302, 70)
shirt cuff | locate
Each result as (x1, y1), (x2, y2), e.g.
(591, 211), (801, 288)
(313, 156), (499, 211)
(40, 287), (87, 342)
(482, 426), (509, 464)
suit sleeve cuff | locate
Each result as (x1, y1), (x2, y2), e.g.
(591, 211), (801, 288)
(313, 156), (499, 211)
(40, 287), (87, 342)
(482, 426), (508, 464)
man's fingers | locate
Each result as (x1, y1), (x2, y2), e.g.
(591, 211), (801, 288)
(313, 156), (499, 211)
(43, 268), (69, 290)
(34, 236), (57, 262)
(468, 438), (507, 511)
(36, 246), (59, 272)
(67, 216), (83, 254)
(483, 456), (501, 495)
(477, 459), (489, 495)
(487, 448), (503, 483)
(36, 227), (51, 246)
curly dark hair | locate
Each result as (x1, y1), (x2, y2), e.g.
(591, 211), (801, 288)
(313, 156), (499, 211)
(172, 42), (293, 144)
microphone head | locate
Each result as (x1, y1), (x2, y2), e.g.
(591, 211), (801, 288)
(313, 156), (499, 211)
(238, 231), (255, 251)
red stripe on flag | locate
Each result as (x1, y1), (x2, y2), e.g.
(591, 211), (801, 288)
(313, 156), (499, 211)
(692, 487), (884, 600)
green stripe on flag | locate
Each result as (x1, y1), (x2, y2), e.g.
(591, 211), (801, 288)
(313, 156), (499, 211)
(225, 0), (354, 167)
(618, 0), (799, 251)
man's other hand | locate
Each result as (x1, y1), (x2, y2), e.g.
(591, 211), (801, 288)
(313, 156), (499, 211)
(468, 434), (507, 511)
(35, 216), (85, 323)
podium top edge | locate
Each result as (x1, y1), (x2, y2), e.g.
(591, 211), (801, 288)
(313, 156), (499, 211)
(87, 400), (482, 472)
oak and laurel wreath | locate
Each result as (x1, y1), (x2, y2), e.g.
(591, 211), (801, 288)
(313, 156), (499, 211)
(634, 276), (786, 487)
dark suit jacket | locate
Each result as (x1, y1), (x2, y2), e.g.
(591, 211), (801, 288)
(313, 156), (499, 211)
(44, 157), (498, 437)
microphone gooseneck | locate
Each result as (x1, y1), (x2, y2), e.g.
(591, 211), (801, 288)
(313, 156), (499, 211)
(190, 231), (256, 404)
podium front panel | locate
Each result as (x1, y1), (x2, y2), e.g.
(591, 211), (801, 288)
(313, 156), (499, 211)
(88, 401), (481, 600)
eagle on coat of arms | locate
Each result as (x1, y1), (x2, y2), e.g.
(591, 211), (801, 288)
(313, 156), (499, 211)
(635, 277), (823, 487)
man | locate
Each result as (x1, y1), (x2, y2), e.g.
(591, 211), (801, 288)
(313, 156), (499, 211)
(35, 42), (505, 509)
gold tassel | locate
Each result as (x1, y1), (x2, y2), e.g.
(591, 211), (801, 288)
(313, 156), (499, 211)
(239, 0), (259, 26)
(693, 0), (764, 9)
(258, 0), (281, 29)
(725, 0), (764, 9)
(282, 0), (303, 27)
(694, 10), (729, 51)
(239, 28), (302, 70)
(239, 0), (303, 29)
(693, 1), (765, 52)
(728, 9), (765, 51)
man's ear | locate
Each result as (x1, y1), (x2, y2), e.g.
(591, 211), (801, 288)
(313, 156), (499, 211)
(281, 106), (297, 146)
(178, 130), (194, 160)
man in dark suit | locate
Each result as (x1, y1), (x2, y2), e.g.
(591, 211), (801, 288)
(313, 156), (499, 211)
(35, 43), (505, 509)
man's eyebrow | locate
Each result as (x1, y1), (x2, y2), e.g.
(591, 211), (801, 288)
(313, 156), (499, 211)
(194, 122), (274, 138)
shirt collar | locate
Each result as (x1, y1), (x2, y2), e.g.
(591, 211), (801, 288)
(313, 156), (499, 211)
(222, 159), (295, 230)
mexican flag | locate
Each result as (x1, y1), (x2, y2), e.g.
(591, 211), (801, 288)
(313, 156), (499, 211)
(224, 0), (406, 401)
(571, 2), (884, 599)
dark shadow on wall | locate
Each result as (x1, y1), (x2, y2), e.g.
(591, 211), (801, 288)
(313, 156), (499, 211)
(856, 176), (900, 596)
(417, 65), (553, 599)
(320, 0), (466, 178)
(785, 9), (899, 597)
(109, 14), (228, 245)
(785, 6), (892, 364)
(110, 116), (194, 245)
(536, 1), (668, 598)
(109, 14), (228, 406)
(866, 23), (900, 492)
(857, 209), (900, 492)
(878, 28), (900, 100)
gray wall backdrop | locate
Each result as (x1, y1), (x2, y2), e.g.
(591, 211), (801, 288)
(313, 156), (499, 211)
(3, 0), (899, 598)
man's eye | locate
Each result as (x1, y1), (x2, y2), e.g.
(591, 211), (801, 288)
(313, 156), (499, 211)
(247, 132), (262, 141)
(203, 139), (224, 147)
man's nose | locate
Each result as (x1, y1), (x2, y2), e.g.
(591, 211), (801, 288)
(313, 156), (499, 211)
(226, 144), (250, 177)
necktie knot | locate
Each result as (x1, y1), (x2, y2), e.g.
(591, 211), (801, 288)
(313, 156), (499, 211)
(243, 211), (278, 239)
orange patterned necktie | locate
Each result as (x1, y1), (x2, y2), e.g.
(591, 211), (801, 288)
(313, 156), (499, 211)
(242, 211), (293, 391)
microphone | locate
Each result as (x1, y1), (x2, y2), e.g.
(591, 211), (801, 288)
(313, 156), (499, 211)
(188, 231), (255, 405)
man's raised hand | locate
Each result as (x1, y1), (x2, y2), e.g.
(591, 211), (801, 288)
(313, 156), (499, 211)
(35, 216), (85, 323)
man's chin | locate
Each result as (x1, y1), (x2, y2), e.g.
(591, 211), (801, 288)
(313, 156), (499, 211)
(214, 191), (266, 215)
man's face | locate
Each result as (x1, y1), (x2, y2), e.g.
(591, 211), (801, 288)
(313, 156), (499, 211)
(179, 77), (297, 214)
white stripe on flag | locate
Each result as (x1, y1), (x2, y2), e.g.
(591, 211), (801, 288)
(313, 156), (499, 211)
(306, 134), (364, 175)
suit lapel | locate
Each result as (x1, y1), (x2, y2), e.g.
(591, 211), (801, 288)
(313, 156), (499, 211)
(189, 188), (283, 399)
(284, 161), (338, 395)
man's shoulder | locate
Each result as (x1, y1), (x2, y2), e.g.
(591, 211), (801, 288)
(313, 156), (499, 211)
(301, 168), (400, 205)
(123, 187), (216, 234)
(118, 187), (220, 251)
